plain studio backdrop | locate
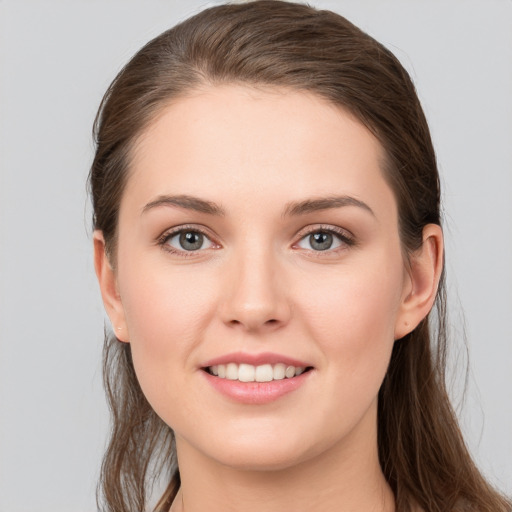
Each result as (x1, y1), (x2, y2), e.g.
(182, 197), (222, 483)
(0, 1), (511, 510)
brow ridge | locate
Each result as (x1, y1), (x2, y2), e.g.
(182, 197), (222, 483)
(142, 194), (225, 216)
(142, 194), (373, 218)
(283, 195), (375, 217)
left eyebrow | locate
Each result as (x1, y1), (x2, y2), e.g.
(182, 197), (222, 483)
(283, 195), (375, 217)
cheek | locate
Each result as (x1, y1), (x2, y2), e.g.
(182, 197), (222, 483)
(117, 259), (217, 384)
(117, 260), (220, 426)
(299, 259), (403, 339)
(296, 253), (404, 387)
(291, 260), (403, 434)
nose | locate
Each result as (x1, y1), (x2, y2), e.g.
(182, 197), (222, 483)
(219, 246), (291, 333)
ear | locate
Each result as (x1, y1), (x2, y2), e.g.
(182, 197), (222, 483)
(93, 231), (129, 342)
(394, 224), (444, 340)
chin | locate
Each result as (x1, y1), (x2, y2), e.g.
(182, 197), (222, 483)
(210, 442), (314, 472)
(180, 421), (334, 474)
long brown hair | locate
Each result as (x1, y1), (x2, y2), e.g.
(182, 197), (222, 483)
(89, 2), (511, 511)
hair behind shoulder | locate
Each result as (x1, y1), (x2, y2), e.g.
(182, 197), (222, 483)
(89, 2), (512, 511)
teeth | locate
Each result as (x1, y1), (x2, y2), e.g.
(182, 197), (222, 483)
(238, 363), (255, 382)
(255, 364), (273, 382)
(209, 363), (307, 382)
(273, 363), (285, 380)
(226, 363), (238, 380)
(285, 365), (295, 378)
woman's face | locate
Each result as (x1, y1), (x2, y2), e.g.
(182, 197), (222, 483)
(106, 85), (414, 470)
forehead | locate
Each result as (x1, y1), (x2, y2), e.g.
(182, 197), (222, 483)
(123, 85), (394, 218)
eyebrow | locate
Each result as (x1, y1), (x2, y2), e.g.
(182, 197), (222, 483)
(283, 195), (375, 217)
(141, 194), (374, 218)
(142, 194), (226, 216)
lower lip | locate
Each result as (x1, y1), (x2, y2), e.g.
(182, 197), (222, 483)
(202, 370), (312, 405)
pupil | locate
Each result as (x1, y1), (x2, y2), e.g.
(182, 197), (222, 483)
(180, 231), (203, 251)
(310, 232), (332, 251)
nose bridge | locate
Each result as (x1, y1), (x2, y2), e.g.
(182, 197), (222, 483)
(221, 237), (290, 331)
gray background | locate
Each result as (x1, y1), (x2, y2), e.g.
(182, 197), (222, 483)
(0, 1), (510, 510)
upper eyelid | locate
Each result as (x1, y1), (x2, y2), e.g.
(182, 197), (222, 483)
(158, 224), (217, 242)
(294, 224), (354, 240)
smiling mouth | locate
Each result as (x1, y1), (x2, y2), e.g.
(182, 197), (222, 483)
(204, 363), (312, 383)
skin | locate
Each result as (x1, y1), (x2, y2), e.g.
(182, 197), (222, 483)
(95, 85), (443, 512)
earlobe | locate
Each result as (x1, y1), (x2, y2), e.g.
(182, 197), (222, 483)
(394, 224), (444, 340)
(93, 231), (129, 342)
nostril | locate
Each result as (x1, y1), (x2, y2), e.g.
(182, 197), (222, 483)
(227, 317), (280, 329)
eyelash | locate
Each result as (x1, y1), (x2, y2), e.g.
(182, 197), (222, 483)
(157, 225), (217, 257)
(293, 225), (356, 255)
(157, 224), (356, 257)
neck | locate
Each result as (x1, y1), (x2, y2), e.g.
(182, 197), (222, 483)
(171, 405), (395, 512)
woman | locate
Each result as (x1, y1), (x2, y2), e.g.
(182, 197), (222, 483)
(89, 1), (511, 511)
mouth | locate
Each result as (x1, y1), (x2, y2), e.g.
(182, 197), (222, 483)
(203, 363), (313, 383)
(201, 354), (314, 404)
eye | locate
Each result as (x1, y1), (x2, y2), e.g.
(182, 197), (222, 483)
(162, 229), (215, 252)
(296, 229), (352, 252)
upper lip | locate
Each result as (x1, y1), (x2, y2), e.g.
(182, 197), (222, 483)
(201, 352), (312, 368)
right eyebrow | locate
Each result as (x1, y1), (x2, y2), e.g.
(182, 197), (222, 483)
(141, 194), (226, 216)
